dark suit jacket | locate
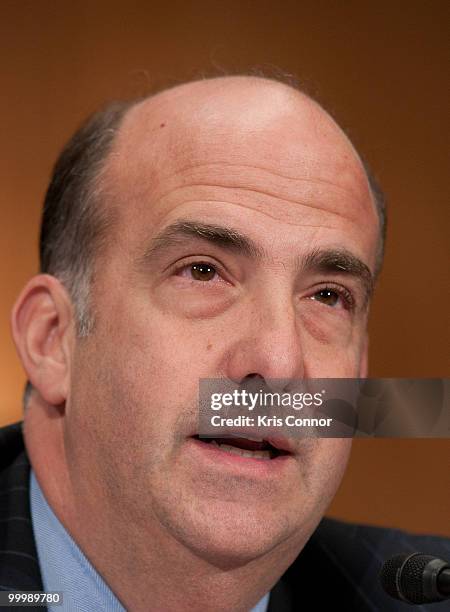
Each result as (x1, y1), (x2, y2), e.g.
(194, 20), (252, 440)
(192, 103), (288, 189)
(1, 421), (449, 611)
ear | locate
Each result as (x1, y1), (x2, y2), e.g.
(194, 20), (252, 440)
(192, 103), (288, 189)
(358, 332), (369, 378)
(11, 274), (74, 407)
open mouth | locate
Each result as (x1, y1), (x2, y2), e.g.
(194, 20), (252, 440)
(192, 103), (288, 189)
(191, 435), (290, 460)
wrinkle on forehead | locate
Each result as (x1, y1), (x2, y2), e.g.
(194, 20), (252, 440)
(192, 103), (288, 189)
(103, 76), (378, 247)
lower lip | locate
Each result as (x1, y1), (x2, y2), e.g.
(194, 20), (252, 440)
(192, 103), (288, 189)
(188, 437), (293, 476)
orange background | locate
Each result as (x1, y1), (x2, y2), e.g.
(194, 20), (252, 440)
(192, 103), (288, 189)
(1, 1), (449, 535)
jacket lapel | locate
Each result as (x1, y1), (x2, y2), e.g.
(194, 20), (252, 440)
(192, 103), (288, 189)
(0, 423), (44, 593)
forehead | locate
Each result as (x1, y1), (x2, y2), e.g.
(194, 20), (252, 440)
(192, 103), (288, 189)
(102, 79), (379, 268)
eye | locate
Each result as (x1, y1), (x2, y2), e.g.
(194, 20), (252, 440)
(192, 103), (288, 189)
(312, 289), (340, 307)
(310, 286), (354, 309)
(178, 262), (219, 282)
(190, 263), (217, 281)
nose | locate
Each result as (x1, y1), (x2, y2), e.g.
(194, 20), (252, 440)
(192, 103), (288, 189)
(223, 291), (304, 390)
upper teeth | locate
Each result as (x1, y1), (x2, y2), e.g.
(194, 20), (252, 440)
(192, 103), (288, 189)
(210, 440), (271, 460)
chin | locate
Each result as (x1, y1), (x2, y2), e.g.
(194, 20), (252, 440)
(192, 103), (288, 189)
(160, 499), (305, 570)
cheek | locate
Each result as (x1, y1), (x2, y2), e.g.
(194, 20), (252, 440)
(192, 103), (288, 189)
(67, 285), (223, 462)
(307, 439), (352, 506)
(101, 283), (222, 381)
(297, 318), (367, 377)
(299, 308), (354, 346)
(66, 346), (185, 509)
(68, 306), (210, 454)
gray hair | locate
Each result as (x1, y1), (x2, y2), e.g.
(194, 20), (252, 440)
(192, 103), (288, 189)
(24, 100), (134, 405)
(39, 100), (135, 335)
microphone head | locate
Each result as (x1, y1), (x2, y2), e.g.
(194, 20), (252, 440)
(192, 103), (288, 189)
(380, 552), (448, 604)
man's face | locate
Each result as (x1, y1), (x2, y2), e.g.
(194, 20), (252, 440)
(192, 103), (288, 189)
(65, 80), (379, 565)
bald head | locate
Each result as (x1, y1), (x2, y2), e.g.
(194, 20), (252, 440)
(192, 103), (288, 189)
(109, 77), (374, 212)
(39, 75), (385, 337)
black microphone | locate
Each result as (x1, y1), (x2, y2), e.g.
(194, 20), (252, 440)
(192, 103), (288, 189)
(379, 552), (450, 604)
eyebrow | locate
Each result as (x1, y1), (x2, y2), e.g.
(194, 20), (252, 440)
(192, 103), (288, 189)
(139, 220), (267, 262)
(139, 219), (374, 305)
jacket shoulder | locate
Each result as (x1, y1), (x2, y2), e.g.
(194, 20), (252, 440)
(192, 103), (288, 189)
(0, 421), (26, 472)
(315, 516), (450, 559)
(0, 421), (44, 595)
(275, 517), (450, 611)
